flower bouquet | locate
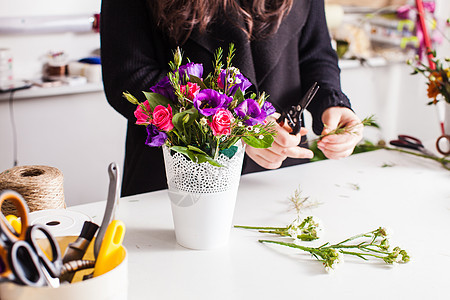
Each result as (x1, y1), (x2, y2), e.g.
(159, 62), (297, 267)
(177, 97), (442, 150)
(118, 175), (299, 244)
(408, 52), (450, 105)
(123, 44), (276, 249)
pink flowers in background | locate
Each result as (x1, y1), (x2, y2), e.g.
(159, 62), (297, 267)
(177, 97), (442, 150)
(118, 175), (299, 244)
(124, 44), (276, 165)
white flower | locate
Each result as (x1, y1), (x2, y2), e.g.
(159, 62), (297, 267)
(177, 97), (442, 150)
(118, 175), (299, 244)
(379, 227), (393, 238)
(238, 121), (243, 127)
(258, 135), (264, 139)
(287, 227), (299, 239)
(254, 128), (260, 133)
(235, 77), (242, 84)
(200, 118), (208, 126)
(247, 126), (253, 131)
(229, 66), (240, 74)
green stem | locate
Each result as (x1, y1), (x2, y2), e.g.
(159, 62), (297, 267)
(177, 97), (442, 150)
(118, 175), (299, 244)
(259, 240), (324, 257)
(235, 225), (287, 231)
(339, 250), (385, 260)
(382, 146), (450, 170)
(333, 232), (372, 246)
(327, 244), (387, 255)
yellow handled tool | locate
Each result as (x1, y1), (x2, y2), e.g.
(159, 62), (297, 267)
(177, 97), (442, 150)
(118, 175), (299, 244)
(5, 215), (21, 234)
(93, 220), (126, 277)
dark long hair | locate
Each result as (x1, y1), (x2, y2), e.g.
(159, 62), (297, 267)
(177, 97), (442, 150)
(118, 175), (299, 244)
(147, 0), (293, 44)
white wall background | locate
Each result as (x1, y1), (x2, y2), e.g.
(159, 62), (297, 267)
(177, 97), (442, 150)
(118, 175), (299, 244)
(0, 0), (448, 206)
(0, 0), (127, 206)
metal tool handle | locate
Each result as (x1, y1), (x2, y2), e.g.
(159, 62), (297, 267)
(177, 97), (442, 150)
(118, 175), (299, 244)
(94, 162), (120, 259)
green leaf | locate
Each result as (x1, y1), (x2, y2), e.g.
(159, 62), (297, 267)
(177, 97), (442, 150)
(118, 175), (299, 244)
(195, 153), (223, 167)
(142, 92), (172, 111)
(219, 145), (238, 159)
(171, 146), (196, 162)
(203, 74), (213, 89)
(187, 145), (208, 155)
(189, 75), (208, 90)
(243, 135), (274, 148)
(172, 108), (198, 132)
(170, 146), (223, 167)
(233, 88), (245, 104)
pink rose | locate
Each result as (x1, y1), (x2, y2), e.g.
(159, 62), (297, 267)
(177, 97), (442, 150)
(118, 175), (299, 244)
(180, 82), (201, 100)
(134, 100), (152, 125)
(208, 108), (234, 136)
(152, 104), (174, 132)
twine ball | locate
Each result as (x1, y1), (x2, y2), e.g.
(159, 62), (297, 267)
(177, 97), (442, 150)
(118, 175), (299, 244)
(0, 165), (66, 216)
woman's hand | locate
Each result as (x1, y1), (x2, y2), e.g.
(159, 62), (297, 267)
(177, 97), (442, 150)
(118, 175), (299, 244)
(245, 115), (314, 169)
(317, 107), (363, 159)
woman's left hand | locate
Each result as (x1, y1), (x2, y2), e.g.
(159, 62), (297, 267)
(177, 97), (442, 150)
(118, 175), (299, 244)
(317, 107), (363, 159)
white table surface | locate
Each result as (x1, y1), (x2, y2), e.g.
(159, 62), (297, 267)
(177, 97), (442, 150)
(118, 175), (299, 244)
(70, 149), (450, 300)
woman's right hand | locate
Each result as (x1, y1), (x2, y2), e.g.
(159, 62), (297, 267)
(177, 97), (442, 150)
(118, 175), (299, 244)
(244, 115), (314, 169)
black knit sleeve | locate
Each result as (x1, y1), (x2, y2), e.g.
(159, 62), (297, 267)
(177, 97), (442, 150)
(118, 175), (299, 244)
(100, 0), (171, 121)
(298, 0), (352, 135)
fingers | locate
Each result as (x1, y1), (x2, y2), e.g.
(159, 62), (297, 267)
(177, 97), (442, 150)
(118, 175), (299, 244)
(246, 145), (314, 169)
(319, 107), (364, 160)
(245, 121), (313, 169)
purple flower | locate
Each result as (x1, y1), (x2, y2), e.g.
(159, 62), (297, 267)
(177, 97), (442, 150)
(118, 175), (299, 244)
(193, 89), (232, 117)
(178, 62), (203, 83)
(145, 124), (168, 147)
(234, 99), (267, 126)
(218, 70), (252, 96)
(150, 76), (175, 101)
(262, 101), (276, 116)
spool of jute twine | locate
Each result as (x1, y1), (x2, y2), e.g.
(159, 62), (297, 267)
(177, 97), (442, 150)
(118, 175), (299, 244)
(0, 165), (66, 216)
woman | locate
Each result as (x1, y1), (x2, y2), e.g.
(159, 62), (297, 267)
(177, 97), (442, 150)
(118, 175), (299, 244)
(101, 0), (363, 196)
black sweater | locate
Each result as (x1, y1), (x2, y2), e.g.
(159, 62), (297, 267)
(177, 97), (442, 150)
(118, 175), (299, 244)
(100, 0), (352, 196)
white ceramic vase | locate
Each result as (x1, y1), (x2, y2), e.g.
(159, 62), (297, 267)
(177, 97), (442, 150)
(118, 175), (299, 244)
(163, 143), (245, 250)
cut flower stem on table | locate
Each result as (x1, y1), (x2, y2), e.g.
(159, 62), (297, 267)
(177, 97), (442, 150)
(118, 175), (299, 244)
(236, 215), (410, 273)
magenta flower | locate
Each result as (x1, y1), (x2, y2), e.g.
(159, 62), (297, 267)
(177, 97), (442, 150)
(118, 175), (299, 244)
(152, 104), (174, 132)
(234, 99), (267, 126)
(134, 100), (152, 125)
(178, 62), (203, 83)
(193, 89), (232, 117)
(261, 101), (276, 116)
(218, 69), (251, 95)
(145, 124), (168, 147)
(208, 108), (234, 136)
(180, 82), (201, 100)
(150, 76), (175, 101)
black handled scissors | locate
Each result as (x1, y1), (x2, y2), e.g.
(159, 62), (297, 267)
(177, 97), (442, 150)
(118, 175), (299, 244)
(0, 190), (62, 287)
(277, 82), (320, 135)
(389, 135), (436, 157)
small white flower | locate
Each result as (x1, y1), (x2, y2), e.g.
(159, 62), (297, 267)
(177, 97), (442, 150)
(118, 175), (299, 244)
(379, 227), (393, 238)
(200, 118), (208, 126)
(238, 121), (243, 127)
(247, 126), (253, 131)
(254, 128), (260, 133)
(229, 67), (240, 74)
(235, 77), (242, 84)
(287, 227), (299, 239)
(227, 78), (234, 84)
(258, 135), (264, 139)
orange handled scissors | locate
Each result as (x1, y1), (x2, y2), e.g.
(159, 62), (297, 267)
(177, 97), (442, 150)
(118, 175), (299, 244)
(0, 190), (62, 287)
